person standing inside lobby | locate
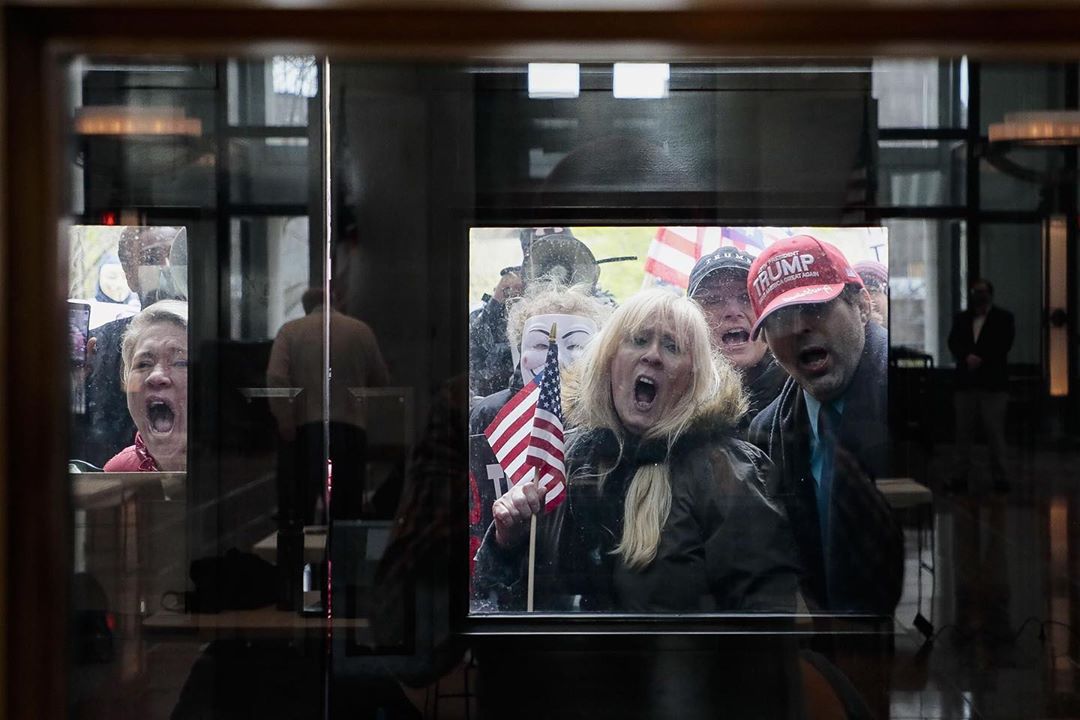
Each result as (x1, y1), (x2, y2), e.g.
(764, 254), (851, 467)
(948, 278), (1015, 493)
(267, 286), (390, 522)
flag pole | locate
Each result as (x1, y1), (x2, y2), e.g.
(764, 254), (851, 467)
(527, 513), (538, 611)
(526, 322), (558, 612)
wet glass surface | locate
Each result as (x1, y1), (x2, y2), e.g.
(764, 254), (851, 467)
(62, 54), (1080, 719)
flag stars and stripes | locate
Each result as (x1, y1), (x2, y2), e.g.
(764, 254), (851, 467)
(484, 331), (567, 511)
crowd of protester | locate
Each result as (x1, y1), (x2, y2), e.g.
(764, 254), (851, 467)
(470, 231), (902, 617)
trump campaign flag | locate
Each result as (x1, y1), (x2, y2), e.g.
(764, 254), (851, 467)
(483, 330), (567, 510)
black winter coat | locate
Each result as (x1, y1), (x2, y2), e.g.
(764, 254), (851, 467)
(78, 314), (137, 467)
(749, 321), (903, 616)
(473, 411), (800, 613)
(468, 300), (515, 399)
(738, 352), (788, 436)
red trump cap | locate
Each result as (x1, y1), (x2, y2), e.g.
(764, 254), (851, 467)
(748, 235), (863, 339)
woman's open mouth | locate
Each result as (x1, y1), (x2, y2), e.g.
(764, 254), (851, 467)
(146, 398), (176, 434)
(634, 375), (658, 410)
(721, 328), (750, 346)
(797, 346), (830, 374)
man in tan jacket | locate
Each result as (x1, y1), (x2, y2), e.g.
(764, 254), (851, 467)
(267, 286), (389, 522)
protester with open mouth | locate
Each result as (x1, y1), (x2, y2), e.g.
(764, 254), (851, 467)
(688, 246), (788, 433)
(474, 288), (798, 612)
(104, 300), (188, 472)
(746, 236), (902, 616)
(80, 226), (186, 468)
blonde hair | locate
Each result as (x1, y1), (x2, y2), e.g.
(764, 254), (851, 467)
(505, 281), (612, 350)
(566, 288), (745, 570)
(120, 300), (189, 384)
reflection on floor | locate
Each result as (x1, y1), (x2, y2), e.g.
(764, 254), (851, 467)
(889, 443), (1080, 720)
(69, 441), (1080, 719)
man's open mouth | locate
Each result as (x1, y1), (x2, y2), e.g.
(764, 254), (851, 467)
(721, 329), (750, 346)
(798, 346), (830, 373)
(146, 398), (176, 434)
(634, 375), (657, 409)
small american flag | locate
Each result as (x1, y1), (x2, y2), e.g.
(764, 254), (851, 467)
(483, 332), (567, 510)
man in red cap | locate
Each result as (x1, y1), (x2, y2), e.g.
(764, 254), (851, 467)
(747, 235), (902, 616)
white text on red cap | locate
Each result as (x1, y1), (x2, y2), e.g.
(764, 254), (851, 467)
(752, 251), (818, 300)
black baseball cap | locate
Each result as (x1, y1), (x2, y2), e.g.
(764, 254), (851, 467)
(687, 246), (755, 298)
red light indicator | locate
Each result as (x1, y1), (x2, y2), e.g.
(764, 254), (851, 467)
(101, 212), (117, 226)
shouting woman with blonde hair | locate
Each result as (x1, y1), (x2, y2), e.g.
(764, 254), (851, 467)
(474, 288), (797, 612)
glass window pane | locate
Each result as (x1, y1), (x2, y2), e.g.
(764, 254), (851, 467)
(878, 140), (965, 206)
(474, 66), (876, 212)
(980, 62), (1067, 135)
(980, 148), (1062, 210)
(66, 54), (325, 719)
(228, 216), (310, 340)
(229, 137), (311, 207)
(56, 49), (1080, 720)
(974, 222), (1045, 483)
(882, 218), (964, 366)
(980, 62), (1069, 213)
(75, 60), (217, 210)
(872, 57), (966, 128)
(980, 223), (1043, 368)
(228, 57), (317, 127)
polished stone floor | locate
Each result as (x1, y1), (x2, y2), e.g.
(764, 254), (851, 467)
(887, 441), (1080, 719)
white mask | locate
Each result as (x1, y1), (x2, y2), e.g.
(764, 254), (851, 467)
(98, 263), (131, 303)
(516, 313), (598, 386)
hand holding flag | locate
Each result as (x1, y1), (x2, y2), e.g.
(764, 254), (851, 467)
(485, 325), (567, 505)
(486, 324), (567, 611)
(486, 324), (567, 548)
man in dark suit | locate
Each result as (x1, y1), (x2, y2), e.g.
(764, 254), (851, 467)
(948, 278), (1015, 492)
(748, 235), (902, 616)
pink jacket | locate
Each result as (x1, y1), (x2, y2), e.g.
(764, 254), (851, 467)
(103, 433), (160, 472)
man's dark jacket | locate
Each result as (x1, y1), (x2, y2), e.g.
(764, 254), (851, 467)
(468, 372), (524, 437)
(738, 353), (788, 436)
(77, 315), (137, 467)
(947, 305), (1015, 391)
(468, 300), (514, 399)
(749, 321), (902, 615)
